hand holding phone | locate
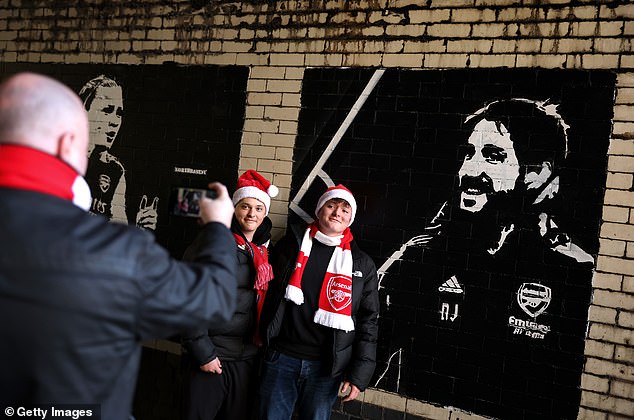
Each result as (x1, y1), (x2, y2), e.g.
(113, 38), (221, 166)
(199, 183), (233, 228)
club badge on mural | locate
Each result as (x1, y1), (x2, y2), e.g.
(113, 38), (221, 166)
(98, 174), (111, 193)
(517, 283), (551, 317)
(326, 275), (352, 312)
(509, 283), (552, 339)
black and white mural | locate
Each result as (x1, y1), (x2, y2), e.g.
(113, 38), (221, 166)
(0, 63), (249, 257)
(290, 68), (615, 419)
(79, 74), (159, 229)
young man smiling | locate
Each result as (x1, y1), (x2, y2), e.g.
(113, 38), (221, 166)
(183, 170), (277, 420)
(259, 185), (379, 420)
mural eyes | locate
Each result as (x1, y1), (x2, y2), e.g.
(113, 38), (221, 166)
(99, 105), (123, 118)
(482, 145), (507, 163)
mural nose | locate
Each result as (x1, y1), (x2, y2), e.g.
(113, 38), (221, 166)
(459, 160), (480, 178)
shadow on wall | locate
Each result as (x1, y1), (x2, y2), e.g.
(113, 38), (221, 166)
(133, 347), (184, 420)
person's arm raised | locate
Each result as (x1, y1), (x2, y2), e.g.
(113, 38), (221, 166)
(199, 182), (234, 228)
(135, 182), (237, 338)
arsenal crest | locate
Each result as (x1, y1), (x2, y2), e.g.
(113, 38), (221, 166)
(98, 174), (111, 193)
(326, 275), (352, 312)
(517, 283), (551, 318)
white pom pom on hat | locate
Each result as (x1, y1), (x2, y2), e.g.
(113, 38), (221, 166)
(232, 170), (278, 215)
(314, 184), (357, 225)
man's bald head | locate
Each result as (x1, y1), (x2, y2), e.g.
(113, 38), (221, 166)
(0, 72), (89, 174)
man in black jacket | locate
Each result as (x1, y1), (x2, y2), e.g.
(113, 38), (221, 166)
(182, 170), (278, 420)
(0, 72), (237, 419)
(259, 185), (379, 420)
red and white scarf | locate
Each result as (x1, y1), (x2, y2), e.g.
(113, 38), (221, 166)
(0, 144), (91, 210)
(233, 233), (274, 346)
(285, 222), (355, 332)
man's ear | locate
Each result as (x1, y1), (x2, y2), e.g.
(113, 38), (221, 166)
(524, 161), (552, 190)
(57, 131), (73, 161)
(57, 131), (85, 174)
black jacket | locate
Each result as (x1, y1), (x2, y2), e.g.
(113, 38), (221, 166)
(260, 222), (379, 391)
(0, 188), (237, 420)
(182, 217), (273, 364)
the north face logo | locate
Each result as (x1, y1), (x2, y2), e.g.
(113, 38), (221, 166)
(326, 275), (352, 312)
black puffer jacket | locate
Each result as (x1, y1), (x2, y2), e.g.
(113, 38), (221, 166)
(260, 222), (379, 391)
(0, 188), (237, 420)
(183, 217), (272, 364)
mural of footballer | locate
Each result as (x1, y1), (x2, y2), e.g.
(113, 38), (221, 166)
(79, 75), (158, 230)
(375, 98), (595, 419)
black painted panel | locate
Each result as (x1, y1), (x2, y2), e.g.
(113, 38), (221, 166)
(0, 63), (248, 258)
(293, 68), (615, 420)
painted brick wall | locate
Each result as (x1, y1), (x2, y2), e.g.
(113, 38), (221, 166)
(0, 1), (632, 419)
(293, 67), (614, 420)
(0, 61), (249, 259)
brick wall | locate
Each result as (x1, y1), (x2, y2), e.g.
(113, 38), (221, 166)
(1, 1), (632, 419)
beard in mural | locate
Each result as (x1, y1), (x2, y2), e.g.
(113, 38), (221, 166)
(79, 75), (158, 230)
(375, 99), (594, 419)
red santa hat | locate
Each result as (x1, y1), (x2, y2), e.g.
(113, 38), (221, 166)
(232, 170), (279, 215)
(314, 184), (357, 225)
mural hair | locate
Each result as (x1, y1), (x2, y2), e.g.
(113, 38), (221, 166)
(464, 98), (570, 170)
(78, 75), (120, 111)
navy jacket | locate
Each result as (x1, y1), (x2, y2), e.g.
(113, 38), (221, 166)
(0, 188), (237, 420)
(261, 222), (379, 391)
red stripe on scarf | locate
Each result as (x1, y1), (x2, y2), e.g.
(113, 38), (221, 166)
(233, 233), (274, 346)
(0, 144), (78, 201)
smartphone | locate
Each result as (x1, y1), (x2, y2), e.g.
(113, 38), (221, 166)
(170, 187), (217, 218)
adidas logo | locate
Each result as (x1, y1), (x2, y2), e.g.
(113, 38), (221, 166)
(438, 276), (464, 294)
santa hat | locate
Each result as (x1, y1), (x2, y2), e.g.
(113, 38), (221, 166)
(232, 170), (279, 215)
(314, 184), (357, 225)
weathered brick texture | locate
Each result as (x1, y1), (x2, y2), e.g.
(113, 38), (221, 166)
(1, 1), (632, 419)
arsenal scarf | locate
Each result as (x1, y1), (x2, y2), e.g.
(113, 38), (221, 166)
(0, 144), (91, 211)
(233, 233), (274, 346)
(285, 222), (355, 332)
